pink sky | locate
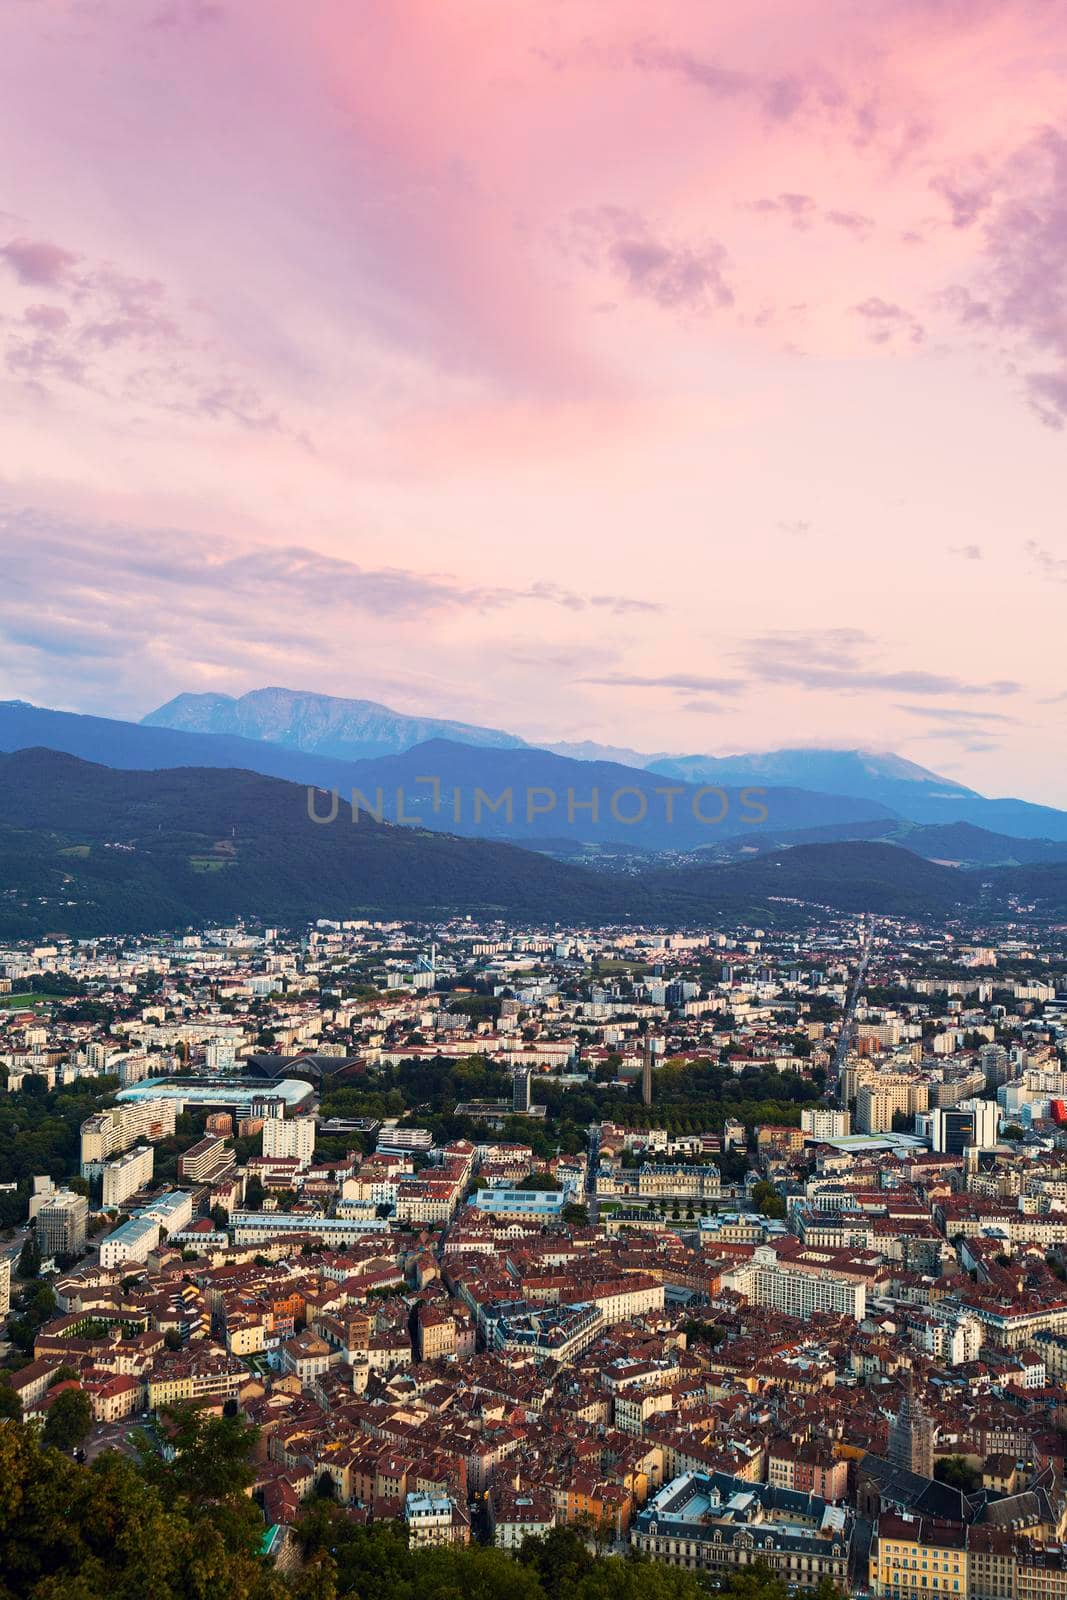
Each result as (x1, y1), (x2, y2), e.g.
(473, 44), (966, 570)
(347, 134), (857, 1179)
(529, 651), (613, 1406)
(1, 0), (1065, 799)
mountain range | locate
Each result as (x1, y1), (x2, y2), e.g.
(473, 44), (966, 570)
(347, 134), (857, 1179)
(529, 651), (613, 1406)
(0, 701), (898, 853)
(144, 686), (526, 760)
(142, 686), (1067, 843)
(1, 685), (1067, 938)
(4, 693), (1067, 856)
(0, 748), (1041, 938)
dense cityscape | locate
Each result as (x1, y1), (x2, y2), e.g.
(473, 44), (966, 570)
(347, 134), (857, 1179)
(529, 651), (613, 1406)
(4, 2), (1065, 1597)
(4, 909), (1067, 1598)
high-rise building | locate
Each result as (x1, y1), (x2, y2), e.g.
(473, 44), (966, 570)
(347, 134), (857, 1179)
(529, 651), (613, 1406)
(0, 1255), (10, 1320)
(512, 1068), (532, 1114)
(801, 1107), (851, 1139)
(80, 1099), (177, 1176)
(177, 1136), (236, 1184)
(37, 1189), (89, 1258)
(641, 1041), (653, 1108)
(262, 1116), (316, 1169)
(101, 1144), (154, 1208)
(887, 1375), (935, 1478)
(855, 1076), (929, 1134)
(924, 1100), (999, 1154)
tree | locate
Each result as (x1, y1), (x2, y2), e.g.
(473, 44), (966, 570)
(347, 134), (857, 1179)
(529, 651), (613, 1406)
(139, 1403), (259, 1510)
(682, 1318), (726, 1350)
(0, 1418), (286, 1600)
(0, 1379), (21, 1420)
(935, 1455), (981, 1492)
(16, 1233), (39, 1280)
(42, 1387), (93, 1451)
(518, 1524), (595, 1596)
(751, 1180), (787, 1220)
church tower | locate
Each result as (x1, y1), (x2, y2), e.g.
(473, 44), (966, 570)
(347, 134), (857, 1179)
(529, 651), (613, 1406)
(888, 1371), (935, 1478)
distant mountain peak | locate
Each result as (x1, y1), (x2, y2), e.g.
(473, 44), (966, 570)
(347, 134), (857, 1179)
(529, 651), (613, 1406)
(143, 685), (527, 761)
(647, 745), (978, 802)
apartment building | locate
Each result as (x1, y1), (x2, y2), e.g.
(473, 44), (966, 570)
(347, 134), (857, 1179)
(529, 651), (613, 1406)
(101, 1144), (154, 1208)
(262, 1116), (316, 1169)
(856, 1077), (930, 1135)
(869, 1512), (967, 1599)
(404, 1492), (470, 1550)
(36, 1189), (88, 1257)
(177, 1136), (236, 1185)
(801, 1107), (852, 1140)
(147, 1351), (250, 1410)
(490, 1486), (556, 1550)
(722, 1244), (867, 1321)
(80, 1099), (177, 1176)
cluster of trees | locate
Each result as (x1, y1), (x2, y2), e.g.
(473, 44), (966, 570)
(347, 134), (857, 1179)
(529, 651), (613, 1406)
(541, 1061), (823, 1142)
(298, 1508), (843, 1600)
(751, 1181), (787, 1221)
(6, 1279), (57, 1359)
(0, 1408), (297, 1600)
(0, 1074), (119, 1224)
(934, 1456), (982, 1493)
(9, 971), (83, 999)
(317, 1053), (820, 1174)
(680, 1318), (728, 1350)
(0, 1412), (844, 1600)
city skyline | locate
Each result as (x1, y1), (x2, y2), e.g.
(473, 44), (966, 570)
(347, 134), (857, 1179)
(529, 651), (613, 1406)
(1, 2), (1065, 800)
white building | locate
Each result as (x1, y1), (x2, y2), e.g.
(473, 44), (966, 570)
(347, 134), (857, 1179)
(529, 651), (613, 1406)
(722, 1244), (867, 1322)
(101, 1144), (154, 1208)
(37, 1189), (88, 1258)
(262, 1116), (316, 1169)
(99, 1213), (161, 1269)
(404, 1492), (467, 1549)
(80, 1099), (177, 1176)
(801, 1107), (851, 1139)
(205, 1039), (237, 1072)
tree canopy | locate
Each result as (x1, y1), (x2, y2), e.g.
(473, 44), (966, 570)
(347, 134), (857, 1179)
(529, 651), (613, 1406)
(0, 1418), (845, 1600)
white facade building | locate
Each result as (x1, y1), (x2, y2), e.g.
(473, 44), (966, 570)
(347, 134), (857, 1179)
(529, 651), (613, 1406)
(101, 1144), (154, 1207)
(262, 1116), (316, 1168)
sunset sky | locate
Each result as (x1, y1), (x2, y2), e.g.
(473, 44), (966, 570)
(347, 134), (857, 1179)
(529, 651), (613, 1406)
(1, 1), (1064, 799)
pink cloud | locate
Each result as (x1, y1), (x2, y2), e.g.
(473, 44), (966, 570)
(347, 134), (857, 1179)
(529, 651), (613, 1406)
(0, 0), (1065, 802)
(1, 237), (80, 286)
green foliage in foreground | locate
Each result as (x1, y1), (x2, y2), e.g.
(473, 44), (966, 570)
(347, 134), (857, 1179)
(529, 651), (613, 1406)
(0, 1414), (845, 1600)
(298, 1510), (844, 1600)
(0, 1411), (289, 1600)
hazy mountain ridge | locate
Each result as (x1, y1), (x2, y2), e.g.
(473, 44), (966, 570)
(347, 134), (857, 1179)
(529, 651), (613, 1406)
(647, 747), (1067, 841)
(144, 686), (526, 760)
(647, 746), (977, 798)
(307, 738), (900, 848)
(10, 691), (1067, 847)
(0, 749), (1064, 938)
(703, 818), (1067, 869)
(0, 703), (898, 853)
